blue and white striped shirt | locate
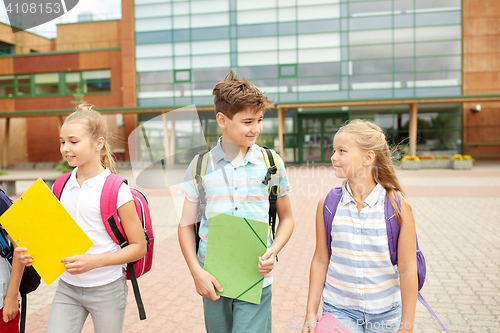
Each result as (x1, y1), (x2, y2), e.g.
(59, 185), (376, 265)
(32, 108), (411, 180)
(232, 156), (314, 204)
(322, 183), (401, 314)
(180, 137), (291, 288)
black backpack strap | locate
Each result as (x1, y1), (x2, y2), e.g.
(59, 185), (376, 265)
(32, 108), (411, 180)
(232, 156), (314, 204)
(20, 292), (27, 333)
(128, 263), (146, 320)
(193, 150), (209, 253)
(261, 146), (279, 242)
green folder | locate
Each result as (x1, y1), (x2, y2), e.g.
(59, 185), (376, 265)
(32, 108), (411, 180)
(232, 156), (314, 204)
(204, 211), (268, 304)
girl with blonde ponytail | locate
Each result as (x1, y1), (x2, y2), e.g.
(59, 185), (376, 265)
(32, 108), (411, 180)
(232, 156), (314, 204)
(15, 104), (146, 333)
(303, 119), (418, 333)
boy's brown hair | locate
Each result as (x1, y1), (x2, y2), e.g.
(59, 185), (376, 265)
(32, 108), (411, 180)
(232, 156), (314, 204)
(212, 70), (274, 119)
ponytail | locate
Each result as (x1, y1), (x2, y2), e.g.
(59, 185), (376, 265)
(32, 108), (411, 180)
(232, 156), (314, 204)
(64, 103), (117, 173)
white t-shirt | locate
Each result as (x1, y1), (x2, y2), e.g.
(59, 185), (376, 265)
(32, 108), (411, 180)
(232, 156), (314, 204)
(58, 167), (133, 287)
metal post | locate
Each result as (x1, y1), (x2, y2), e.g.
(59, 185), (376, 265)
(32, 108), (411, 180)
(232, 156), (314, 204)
(409, 103), (418, 157)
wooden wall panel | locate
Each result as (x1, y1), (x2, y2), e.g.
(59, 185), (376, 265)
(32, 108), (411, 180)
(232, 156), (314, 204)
(0, 118), (28, 166)
(15, 96), (76, 111)
(26, 117), (61, 162)
(56, 21), (120, 51)
(13, 53), (79, 74)
(0, 58), (13, 75)
(0, 25), (51, 53)
(462, 0), (500, 160)
(0, 99), (15, 112)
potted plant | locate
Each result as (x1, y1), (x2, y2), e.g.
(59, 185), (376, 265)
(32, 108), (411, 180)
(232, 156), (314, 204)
(401, 155), (421, 170)
(434, 155), (451, 169)
(452, 154), (473, 170)
(417, 154), (434, 168)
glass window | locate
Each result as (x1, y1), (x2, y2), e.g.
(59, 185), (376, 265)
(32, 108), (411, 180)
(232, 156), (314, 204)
(191, 54), (230, 69)
(191, 0), (228, 14)
(299, 48), (340, 63)
(298, 5), (340, 20)
(298, 33), (340, 49)
(416, 25), (461, 42)
(136, 57), (173, 71)
(138, 71), (174, 84)
(173, 16), (189, 30)
(416, 40), (461, 56)
(0, 75), (15, 97)
(279, 7), (296, 22)
(279, 22), (297, 35)
(350, 44), (392, 60)
(65, 72), (80, 93)
(16, 75), (31, 96)
(394, 58), (414, 72)
(279, 35), (297, 50)
(191, 13), (230, 28)
(297, 19), (339, 34)
(415, 11), (461, 27)
(298, 0), (339, 5)
(352, 59), (392, 74)
(136, 43), (172, 58)
(239, 51), (278, 67)
(135, 3), (171, 18)
(349, 16), (392, 31)
(412, 71), (461, 87)
(138, 84), (173, 93)
(237, 23), (277, 38)
(191, 26), (230, 40)
(350, 74), (393, 89)
(135, 17), (172, 32)
(135, 31), (172, 44)
(349, 29), (392, 45)
(279, 50), (297, 64)
(238, 37), (277, 52)
(192, 68), (230, 82)
(175, 70), (190, 82)
(237, 9), (277, 25)
(394, 28), (414, 43)
(394, 0), (414, 12)
(82, 70), (111, 93)
(173, 1), (189, 15)
(35, 73), (59, 95)
(174, 56), (190, 70)
(415, 0), (461, 11)
(295, 77), (340, 92)
(298, 62), (340, 76)
(237, 66), (278, 79)
(394, 73), (414, 88)
(280, 65), (297, 77)
(416, 56), (461, 71)
(394, 43), (414, 58)
(350, 1), (392, 16)
(192, 39), (230, 55)
(237, 0), (276, 10)
(174, 42), (190, 56)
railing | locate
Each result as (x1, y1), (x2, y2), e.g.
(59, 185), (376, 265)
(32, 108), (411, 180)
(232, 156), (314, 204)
(465, 142), (500, 158)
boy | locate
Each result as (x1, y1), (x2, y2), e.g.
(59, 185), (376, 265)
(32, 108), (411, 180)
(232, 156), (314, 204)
(178, 71), (295, 332)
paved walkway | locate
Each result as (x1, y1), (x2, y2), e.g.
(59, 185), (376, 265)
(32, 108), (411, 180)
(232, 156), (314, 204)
(3, 163), (499, 332)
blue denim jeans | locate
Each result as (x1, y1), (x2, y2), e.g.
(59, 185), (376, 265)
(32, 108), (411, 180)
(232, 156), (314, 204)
(323, 302), (402, 333)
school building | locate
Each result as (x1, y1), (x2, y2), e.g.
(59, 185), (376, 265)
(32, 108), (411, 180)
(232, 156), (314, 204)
(1, 0), (499, 167)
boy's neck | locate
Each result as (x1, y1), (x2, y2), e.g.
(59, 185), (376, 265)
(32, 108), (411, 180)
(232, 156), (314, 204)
(220, 136), (251, 166)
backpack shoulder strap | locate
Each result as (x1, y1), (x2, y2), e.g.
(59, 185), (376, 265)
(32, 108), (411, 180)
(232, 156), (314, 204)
(260, 146), (280, 240)
(384, 192), (401, 266)
(101, 173), (129, 248)
(323, 187), (343, 259)
(192, 150), (210, 253)
(52, 173), (72, 200)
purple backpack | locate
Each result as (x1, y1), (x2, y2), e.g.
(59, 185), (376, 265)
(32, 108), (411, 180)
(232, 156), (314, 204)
(323, 187), (449, 333)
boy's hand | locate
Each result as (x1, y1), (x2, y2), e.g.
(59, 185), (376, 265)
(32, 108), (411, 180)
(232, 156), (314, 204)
(192, 267), (223, 301)
(2, 295), (19, 322)
(14, 247), (32, 266)
(61, 254), (97, 275)
(258, 248), (276, 276)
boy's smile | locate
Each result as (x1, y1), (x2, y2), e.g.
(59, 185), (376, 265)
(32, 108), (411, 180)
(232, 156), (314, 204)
(218, 107), (263, 158)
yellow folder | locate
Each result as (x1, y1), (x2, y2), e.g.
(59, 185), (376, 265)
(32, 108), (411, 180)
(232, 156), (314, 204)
(0, 178), (93, 285)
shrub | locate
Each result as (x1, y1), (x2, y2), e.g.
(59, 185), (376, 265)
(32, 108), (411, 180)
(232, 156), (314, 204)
(402, 155), (420, 161)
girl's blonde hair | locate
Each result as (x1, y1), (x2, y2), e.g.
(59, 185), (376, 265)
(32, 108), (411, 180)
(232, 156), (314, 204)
(337, 119), (406, 224)
(63, 103), (116, 173)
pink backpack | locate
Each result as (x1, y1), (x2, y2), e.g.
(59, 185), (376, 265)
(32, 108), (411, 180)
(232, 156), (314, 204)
(53, 172), (154, 320)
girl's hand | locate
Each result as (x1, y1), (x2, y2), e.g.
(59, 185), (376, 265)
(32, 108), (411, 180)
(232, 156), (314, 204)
(192, 267), (223, 301)
(302, 312), (319, 333)
(14, 247), (32, 266)
(61, 254), (98, 275)
(258, 248), (276, 276)
(2, 295), (19, 322)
